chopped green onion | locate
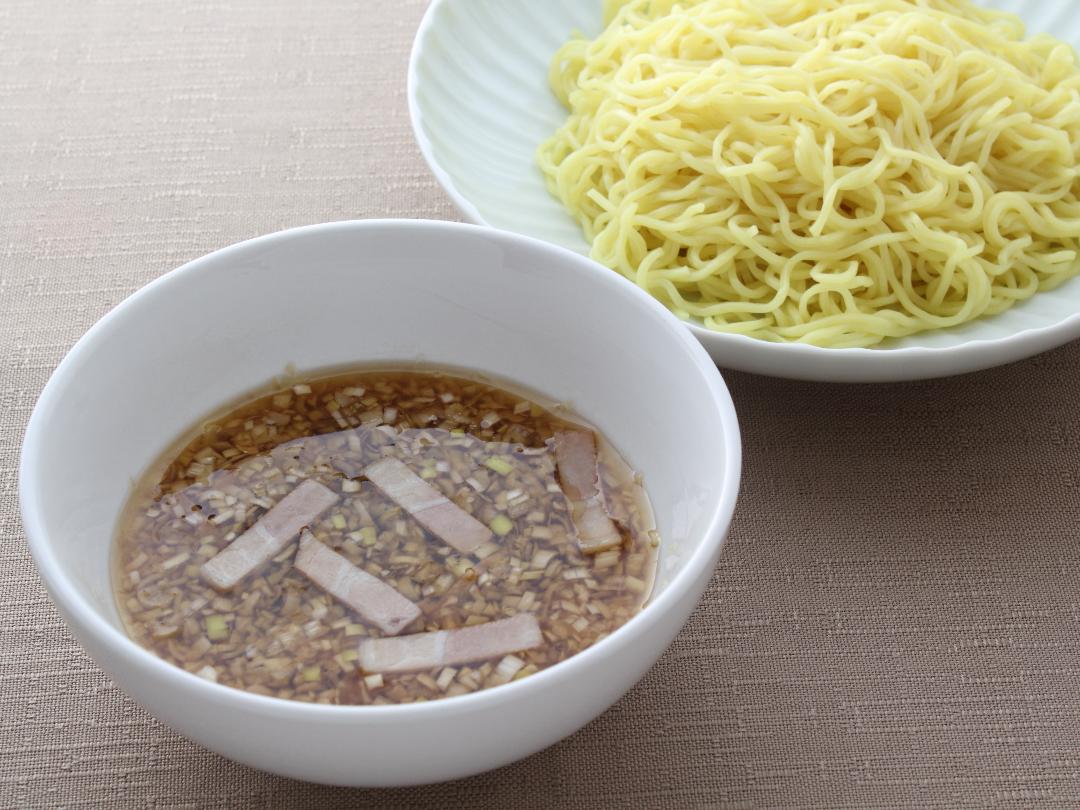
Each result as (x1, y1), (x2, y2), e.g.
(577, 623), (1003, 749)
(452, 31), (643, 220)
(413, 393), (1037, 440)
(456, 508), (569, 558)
(436, 667), (457, 690)
(331, 513), (347, 530)
(359, 526), (377, 547)
(593, 549), (621, 569)
(484, 457), (513, 475)
(162, 551), (190, 570)
(301, 665), (321, 682)
(513, 664), (539, 681)
(332, 652), (358, 669)
(205, 615), (229, 641)
(489, 514), (513, 536)
(531, 549), (556, 568)
(494, 654), (525, 681)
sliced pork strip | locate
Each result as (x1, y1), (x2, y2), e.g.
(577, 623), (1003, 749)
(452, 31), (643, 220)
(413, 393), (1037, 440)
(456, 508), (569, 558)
(365, 457), (445, 512)
(553, 430), (623, 554)
(358, 630), (447, 674)
(357, 613), (542, 674)
(364, 457), (492, 554)
(594, 440), (635, 531)
(294, 530), (419, 635)
(200, 479), (338, 591)
(444, 613), (542, 663)
(418, 501), (493, 553)
(574, 498), (623, 553)
(552, 431), (598, 501)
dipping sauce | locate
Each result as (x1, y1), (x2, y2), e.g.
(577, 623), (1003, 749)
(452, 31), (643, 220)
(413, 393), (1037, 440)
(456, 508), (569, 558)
(113, 369), (658, 704)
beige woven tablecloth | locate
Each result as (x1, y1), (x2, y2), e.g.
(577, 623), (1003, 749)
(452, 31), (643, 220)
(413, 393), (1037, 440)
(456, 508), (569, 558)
(4, 1), (1080, 807)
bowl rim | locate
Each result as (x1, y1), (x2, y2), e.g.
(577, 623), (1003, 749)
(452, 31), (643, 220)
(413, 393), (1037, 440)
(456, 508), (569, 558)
(19, 217), (742, 720)
(406, 0), (1080, 381)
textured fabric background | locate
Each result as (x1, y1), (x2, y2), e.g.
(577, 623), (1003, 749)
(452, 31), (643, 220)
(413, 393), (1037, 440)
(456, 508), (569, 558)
(3, 1), (1080, 807)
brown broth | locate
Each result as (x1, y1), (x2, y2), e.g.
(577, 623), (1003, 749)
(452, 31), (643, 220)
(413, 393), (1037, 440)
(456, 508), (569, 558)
(112, 368), (658, 704)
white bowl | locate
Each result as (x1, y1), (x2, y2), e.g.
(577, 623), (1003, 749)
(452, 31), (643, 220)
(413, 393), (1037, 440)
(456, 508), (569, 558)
(19, 220), (740, 786)
(408, 0), (1080, 382)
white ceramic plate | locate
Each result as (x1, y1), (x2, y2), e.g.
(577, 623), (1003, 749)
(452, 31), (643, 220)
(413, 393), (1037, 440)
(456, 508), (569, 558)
(409, 0), (1080, 382)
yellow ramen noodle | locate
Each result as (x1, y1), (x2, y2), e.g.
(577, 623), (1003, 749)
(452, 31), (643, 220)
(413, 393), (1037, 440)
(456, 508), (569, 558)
(538, 0), (1080, 347)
